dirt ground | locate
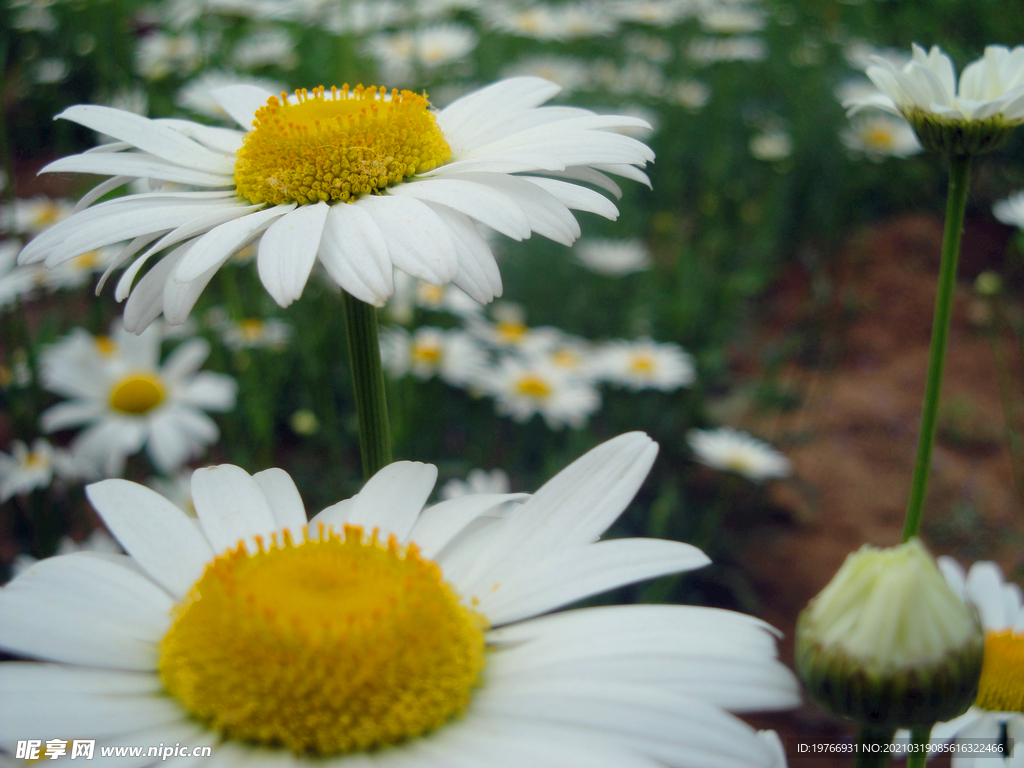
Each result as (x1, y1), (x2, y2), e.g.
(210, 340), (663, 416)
(739, 213), (1024, 765)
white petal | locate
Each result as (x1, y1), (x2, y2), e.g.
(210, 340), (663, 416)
(155, 118), (245, 155)
(123, 244), (189, 333)
(210, 84), (275, 130)
(75, 175), (134, 213)
(0, 553), (170, 669)
(191, 465), (278, 555)
(175, 372), (237, 410)
(57, 105), (235, 174)
(475, 539), (709, 625)
(420, 203), (500, 303)
(86, 479), (214, 598)
(521, 176), (620, 220)
(438, 77), (562, 146)
(407, 493), (529, 558)
(966, 561), (1009, 630)
(252, 468), (307, 534)
(174, 205), (295, 284)
(41, 152), (232, 188)
(40, 400), (105, 432)
(161, 338), (211, 382)
(318, 202), (394, 306)
(388, 179), (532, 240)
(257, 202), (329, 307)
(348, 461), (437, 541)
(356, 195), (458, 284)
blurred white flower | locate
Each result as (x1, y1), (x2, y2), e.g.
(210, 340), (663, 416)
(32, 58), (68, 84)
(478, 357), (601, 429)
(232, 29), (297, 70)
(687, 37), (767, 65)
(749, 130), (792, 161)
(502, 56), (592, 94)
(5, 197), (75, 237)
(381, 326), (488, 386)
(993, 190), (1024, 230)
(667, 79), (712, 109)
(40, 322), (237, 477)
(841, 113), (922, 160)
(416, 23), (478, 68)
(215, 316), (293, 351)
(687, 427), (791, 481)
(608, 0), (691, 26)
(440, 468), (511, 500)
(595, 338), (694, 391)
(0, 439), (63, 502)
(135, 32), (203, 79)
(484, 2), (615, 39)
(698, 7), (766, 34)
(574, 237), (651, 275)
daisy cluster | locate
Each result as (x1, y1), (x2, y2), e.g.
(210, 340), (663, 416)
(380, 289), (695, 429)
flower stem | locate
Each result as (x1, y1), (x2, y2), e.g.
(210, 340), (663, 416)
(341, 291), (392, 479)
(902, 154), (971, 542)
(906, 725), (932, 768)
(855, 726), (895, 768)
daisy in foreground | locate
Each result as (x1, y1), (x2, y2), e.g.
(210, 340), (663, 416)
(18, 77), (654, 332)
(0, 433), (798, 766)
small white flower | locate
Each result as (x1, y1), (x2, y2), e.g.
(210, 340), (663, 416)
(4, 197), (75, 236)
(749, 130), (792, 161)
(0, 439), (58, 501)
(478, 357), (601, 429)
(39, 322), (237, 477)
(382, 326), (488, 386)
(841, 112), (922, 159)
(698, 6), (766, 35)
(687, 37), (768, 65)
(416, 23), (478, 68)
(135, 32), (203, 79)
(595, 338), (695, 391)
(607, 0), (691, 26)
(215, 316), (293, 351)
(687, 427), (791, 481)
(232, 29), (297, 70)
(994, 190), (1024, 230)
(574, 237), (651, 275)
(666, 78), (712, 109)
(440, 467), (511, 499)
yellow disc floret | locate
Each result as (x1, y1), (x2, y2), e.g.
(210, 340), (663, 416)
(975, 631), (1024, 712)
(515, 375), (552, 399)
(234, 85), (452, 206)
(108, 373), (165, 415)
(159, 525), (487, 755)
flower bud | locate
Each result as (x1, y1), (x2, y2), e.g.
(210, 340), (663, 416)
(795, 538), (984, 729)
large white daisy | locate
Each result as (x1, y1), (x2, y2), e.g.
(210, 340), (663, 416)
(0, 433), (798, 766)
(18, 77), (654, 332)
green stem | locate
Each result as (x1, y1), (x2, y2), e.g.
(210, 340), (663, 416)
(906, 725), (932, 768)
(854, 726), (896, 768)
(341, 291), (392, 479)
(902, 154), (971, 542)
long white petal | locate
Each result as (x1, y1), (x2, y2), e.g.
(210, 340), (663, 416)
(252, 468), (307, 535)
(420, 202), (500, 303)
(210, 84), (275, 130)
(190, 465), (278, 555)
(388, 179), (532, 240)
(256, 202), (329, 307)
(173, 204), (294, 283)
(0, 553), (171, 669)
(408, 493), (528, 558)
(85, 479), (214, 598)
(356, 195), (458, 284)
(318, 201), (394, 306)
(348, 461), (437, 542)
(41, 152), (232, 188)
(57, 105), (235, 173)
(438, 77), (562, 147)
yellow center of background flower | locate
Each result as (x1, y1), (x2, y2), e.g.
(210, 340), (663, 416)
(865, 126), (895, 149)
(108, 373), (165, 414)
(629, 354), (654, 375)
(234, 85), (451, 206)
(516, 375), (551, 398)
(159, 525), (487, 755)
(496, 322), (527, 345)
(412, 341), (442, 365)
(975, 631), (1024, 712)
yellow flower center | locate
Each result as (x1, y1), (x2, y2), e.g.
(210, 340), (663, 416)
(71, 251), (100, 270)
(239, 319), (265, 342)
(234, 85), (451, 206)
(975, 631), (1024, 712)
(416, 283), (446, 306)
(551, 349), (580, 368)
(108, 373), (165, 415)
(159, 525), (487, 755)
(629, 354), (654, 375)
(496, 322), (527, 345)
(865, 126), (895, 149)
(515, 374), (552, 399)
(724, 455), (754, 474)
(412, 340), (442, 365)
(94, 336), (117, 356)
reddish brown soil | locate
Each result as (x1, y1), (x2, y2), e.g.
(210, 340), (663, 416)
(739, 214), (1024, 765)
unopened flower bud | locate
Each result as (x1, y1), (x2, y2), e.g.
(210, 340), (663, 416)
(795, 538), (983, 729)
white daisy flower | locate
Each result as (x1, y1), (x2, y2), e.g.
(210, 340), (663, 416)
(415, 23), (478, 68)
(687, 37), (768, 65)
(0, 433), (799, 765)
(841, 112), (922, 160)
(19, 77), (654, 331)
(479, 356), (601, 429)
(574, 237), (651, 275)
(844, 44), (1024, 153)
(0, 439), (60, 502)
(607, 0), (692, 26)
(687, 427), (792, 482)
(39, 323), (237, 477)
(214, 315), (293, 350)
(135, 32), (204, 80)
(749, 130), (792, 161)
(4, 196), (75, 236)
(667, 79), (712, 109)
(232, 29), (297, 70)
(698, 7), (766, 35)
(994, 190), (1024, 230)
(441, 467), (511, 499)
(381, 325), (488, 386)
(595, 338), (695, 391)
